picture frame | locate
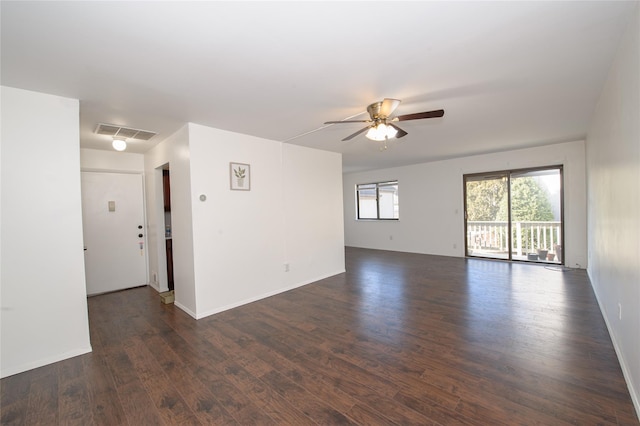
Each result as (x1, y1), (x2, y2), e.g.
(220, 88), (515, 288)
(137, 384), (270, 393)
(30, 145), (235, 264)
(230, 162), (251, 191)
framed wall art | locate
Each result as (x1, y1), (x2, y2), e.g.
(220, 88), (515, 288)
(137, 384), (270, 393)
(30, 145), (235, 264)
(230, 162), (250, 191)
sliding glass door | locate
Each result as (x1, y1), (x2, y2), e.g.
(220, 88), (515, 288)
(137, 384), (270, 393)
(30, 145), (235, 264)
(464, 173), (509, 259)
(464, 166), (563, 264)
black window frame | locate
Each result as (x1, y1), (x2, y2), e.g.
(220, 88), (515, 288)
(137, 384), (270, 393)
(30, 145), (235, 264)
(356, 180), (399, 220)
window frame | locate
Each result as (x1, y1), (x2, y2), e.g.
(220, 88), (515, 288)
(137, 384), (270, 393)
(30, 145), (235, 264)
(463, 165), (564, 263)
(356, 180), (399, 220)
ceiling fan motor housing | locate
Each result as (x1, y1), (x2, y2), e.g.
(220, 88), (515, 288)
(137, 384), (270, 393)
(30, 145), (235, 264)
(367, 101), (385, 119)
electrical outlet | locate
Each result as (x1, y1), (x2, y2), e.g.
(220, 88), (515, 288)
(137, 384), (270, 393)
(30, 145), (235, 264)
(152, 272), (157, 283)
(618, 303), (622, 320)
(284, 263), (290, 272)
(453, 243), (457, 249)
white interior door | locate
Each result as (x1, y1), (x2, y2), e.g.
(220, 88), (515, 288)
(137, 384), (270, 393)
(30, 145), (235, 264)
(81, 172), (147, 295)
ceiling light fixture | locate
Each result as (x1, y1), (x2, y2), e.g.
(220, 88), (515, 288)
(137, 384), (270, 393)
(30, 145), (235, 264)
(112, 137), (127, 151)
(365, 122), (398, 141)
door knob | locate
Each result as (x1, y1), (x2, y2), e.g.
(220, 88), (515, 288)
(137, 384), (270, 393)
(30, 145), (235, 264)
(138, 234), (143, 238)
(138, 225), (143, 229)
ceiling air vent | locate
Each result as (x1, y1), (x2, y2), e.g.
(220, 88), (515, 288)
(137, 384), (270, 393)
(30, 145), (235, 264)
(95, 123), (157, 141)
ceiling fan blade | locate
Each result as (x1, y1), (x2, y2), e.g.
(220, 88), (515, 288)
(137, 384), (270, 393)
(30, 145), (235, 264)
(389, 123), (408, 139)
(379, 98), (401, 118)
(395, 109), (445, 122)
(324, 120), (371, 124)
(342, 126), (370, 141)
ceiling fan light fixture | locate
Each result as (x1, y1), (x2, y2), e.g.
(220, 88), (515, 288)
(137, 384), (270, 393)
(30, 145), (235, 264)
(112, 137), (127, 151)
(366, 123), (397, 141)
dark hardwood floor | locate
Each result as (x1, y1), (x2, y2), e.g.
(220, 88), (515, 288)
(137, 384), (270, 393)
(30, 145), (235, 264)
(2, 247), (638, 425)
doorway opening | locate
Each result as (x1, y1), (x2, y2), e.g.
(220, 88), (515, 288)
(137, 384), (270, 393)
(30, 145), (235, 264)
(464, 166), (564, 264)
(162, 166), (174, 291)
(81, 171), (148, 295)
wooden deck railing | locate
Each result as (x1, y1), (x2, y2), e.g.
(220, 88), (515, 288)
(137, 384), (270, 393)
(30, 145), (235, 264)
(467, 221), (562, 257)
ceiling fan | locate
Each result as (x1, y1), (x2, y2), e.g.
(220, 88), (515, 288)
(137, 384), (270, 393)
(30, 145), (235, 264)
(324, 98), (444, 142)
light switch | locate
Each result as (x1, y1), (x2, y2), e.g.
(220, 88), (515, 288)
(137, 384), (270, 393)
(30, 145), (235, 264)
(108, 201), (116, 212)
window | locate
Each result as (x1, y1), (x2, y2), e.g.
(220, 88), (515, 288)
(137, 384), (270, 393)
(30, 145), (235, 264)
(356, 181), (399, 220)
(464, 166), (563, 263)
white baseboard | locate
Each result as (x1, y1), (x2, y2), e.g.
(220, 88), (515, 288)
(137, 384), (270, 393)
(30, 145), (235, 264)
(589, 273), (640, 421)
(0, 345), (92, 379)
(174, 300), (197, 319)
(194, 270), (346, 320)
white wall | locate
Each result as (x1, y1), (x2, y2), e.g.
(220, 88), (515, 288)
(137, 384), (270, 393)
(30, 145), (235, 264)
(1, 87), (92, 377)
(80, 148), (144, 172)
(187, 124), (344, 318)
(586, 4), (639, 416)
(144, 126), (197, 314)
(343, 140), (587, 269)
(282, 143), (345, 288)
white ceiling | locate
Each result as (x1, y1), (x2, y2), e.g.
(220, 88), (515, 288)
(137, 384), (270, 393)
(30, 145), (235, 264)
(1, 1), (636, 173)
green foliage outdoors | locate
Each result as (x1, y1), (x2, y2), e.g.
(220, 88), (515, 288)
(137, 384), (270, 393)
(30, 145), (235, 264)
(467, 176), (553, 222)
(466, 176), (555, 251)
(465, 179), (506, 221)
(496, 177), (554, 221)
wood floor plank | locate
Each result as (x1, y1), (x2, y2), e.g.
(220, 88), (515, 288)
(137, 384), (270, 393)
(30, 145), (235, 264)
(1, 247), (637, 425)
(57, 357), (93, 425)
(117, 380), (166, 425)
(214, 319), (361, 414)
(229, 315), (401, 399)
(123, 337), (201, 425)
(259, 369), (358, 425)
(0, 368), (31, 425)
(347, 402), (437, 426)
(216, 358), (315, 425)
(394, 389), (487, 426)
(201, 371), (277, 425)
(142, 334), (238, 425)
(202, 326), (274, 378)
(82, 353), (127, 426)
(223, 320), (443, 425)
(24, 366), (59, 425)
